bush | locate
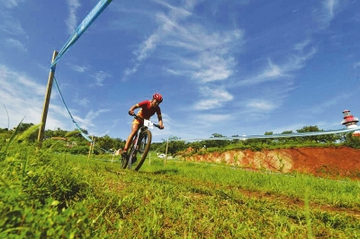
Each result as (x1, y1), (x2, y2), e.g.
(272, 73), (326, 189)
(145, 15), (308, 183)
(0, 143), (100, 238)
(0, 186), (100, 238)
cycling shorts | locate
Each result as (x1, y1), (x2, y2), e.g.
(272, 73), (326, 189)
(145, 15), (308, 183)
(132, 118), (144, 125)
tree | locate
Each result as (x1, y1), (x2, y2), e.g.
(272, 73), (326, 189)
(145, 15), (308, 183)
(278, 130), (296, 144)
(211, 133), (225, 138)
(112, 138), (125, 150)
(188, 141), (202, 152)
(96, 135), (117, 151)
(13, 123), (38, 142)
(296, 125), (339, 144)
(261, 131), (274, 145)
(52, 128), (68, 137)
(202, 133), (229, 148)
(16, 123), (34, 132)
(231, 134), (240, 143)
(166, 136), (187, 155)
(343, 134), (360, 148)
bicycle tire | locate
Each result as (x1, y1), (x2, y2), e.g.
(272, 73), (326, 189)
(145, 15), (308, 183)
(120, 134), (137, 169)
(120, 153), (128, 169)
(131, 130), (152, 171)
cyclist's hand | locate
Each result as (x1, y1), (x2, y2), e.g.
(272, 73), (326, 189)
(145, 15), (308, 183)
(159, 125), (164, 130)
(128, 110), (134, 116)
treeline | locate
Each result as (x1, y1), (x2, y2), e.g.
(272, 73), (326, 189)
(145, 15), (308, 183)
(1, 124), (360, 156)
(0, 123), (125, 155)
(152, 125), (360, 156)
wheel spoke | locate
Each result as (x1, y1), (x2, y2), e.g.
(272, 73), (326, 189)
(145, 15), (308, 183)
(121, 130), (152, 171)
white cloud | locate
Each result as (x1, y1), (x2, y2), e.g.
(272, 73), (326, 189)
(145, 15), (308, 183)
(91, 71), (111, 86)
(263, 61), (284, 78)
(69, 64), (89, 73)
(0, 64), (102, 133)
(193, 86), (233, 110)
(193, 99), (222, 110)
(0, 65), (45, 97)
(0, 66), (72, 131)
(0, 65), (48, 128)
(77, 109), (111, 129)
(0, 1), (28, 43)
(306, 91), (357, 114)
(294, 39), (311, 52)
(196, 114), (231, 122)
(73, 95), (90, 107)
(235, 59), (288, 87)
(123, 64), (139, 81)
(187, 54), (235, 83)
(135, 34), (160, 62)
(153, 0), (193, 17)
(246, 99), (277, 111)
(315, 0), (340, 28)
(122, 0), (243, 83)
(0, 18), (26, 36)
(46, 104), (75, 130)
(66, 0), (81, 34)
(353, 62), (360, 69)
(235, 46), (317, 87)
(323, 0), (338, 18)
(161, 23), (242, 83)
(6, 38), (27, 52)
(1, 0), (25, 9)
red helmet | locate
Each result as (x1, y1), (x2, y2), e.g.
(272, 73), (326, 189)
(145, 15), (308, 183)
(153, 93), (163, 103)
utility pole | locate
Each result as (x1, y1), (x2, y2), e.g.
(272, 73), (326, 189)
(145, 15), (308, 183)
(37, 51), (58, 149)
(164, 138), (169, 165)
(88, 136), (95, 160)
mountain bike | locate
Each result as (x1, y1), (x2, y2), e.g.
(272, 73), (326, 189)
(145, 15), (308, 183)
(121, 114), (160, 171)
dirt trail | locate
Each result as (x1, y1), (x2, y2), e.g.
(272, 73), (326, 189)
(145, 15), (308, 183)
(183, 146), (360, 180)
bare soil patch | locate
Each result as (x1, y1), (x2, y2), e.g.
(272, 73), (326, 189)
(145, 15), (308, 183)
(183, 146), (360, 180)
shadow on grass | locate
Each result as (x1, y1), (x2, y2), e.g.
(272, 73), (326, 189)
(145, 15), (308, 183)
(145, 169), (179, 175)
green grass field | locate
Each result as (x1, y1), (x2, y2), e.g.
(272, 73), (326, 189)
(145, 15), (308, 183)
(2, 146), (359, 238)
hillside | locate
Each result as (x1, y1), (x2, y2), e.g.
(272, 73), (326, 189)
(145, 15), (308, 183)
(182, 146), (360, 180)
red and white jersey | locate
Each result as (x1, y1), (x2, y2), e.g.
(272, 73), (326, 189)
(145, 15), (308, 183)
(136, 100), (161, 120)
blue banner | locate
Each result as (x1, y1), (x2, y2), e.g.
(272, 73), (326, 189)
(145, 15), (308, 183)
(53, 76), (93, 142)
(177, 126), (360, 142)
(51, 0), (112, 68)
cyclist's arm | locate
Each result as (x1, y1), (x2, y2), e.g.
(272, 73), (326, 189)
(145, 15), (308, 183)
(157, 109), (164, 129)
(128, 104), (139, 115)
(129, 100), (149, 115)
(158, 118), (164, 129)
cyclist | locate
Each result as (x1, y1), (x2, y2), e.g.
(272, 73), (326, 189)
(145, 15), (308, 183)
(121, 93), (164, 156)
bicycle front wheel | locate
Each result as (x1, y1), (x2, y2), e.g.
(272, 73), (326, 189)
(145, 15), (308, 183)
(129, 130), (152, 171)
(120, 153), (128, 169)
(121, 134), (137, 169)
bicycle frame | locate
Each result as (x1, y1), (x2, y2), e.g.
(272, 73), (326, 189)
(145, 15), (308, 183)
(122, 115), (160, 170)
(127, 124), (146, 169)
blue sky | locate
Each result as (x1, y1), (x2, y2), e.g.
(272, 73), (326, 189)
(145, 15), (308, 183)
(1, 0), (360, 142)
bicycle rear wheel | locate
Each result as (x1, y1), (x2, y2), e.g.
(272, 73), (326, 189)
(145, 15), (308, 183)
(129, 130), (152, 171)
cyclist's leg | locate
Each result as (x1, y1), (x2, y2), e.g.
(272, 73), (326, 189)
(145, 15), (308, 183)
(121, 122), (139, 169)
(123, 120), (140, 154)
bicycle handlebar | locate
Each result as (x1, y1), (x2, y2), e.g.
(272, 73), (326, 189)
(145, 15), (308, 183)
(129, 113), (161, 129)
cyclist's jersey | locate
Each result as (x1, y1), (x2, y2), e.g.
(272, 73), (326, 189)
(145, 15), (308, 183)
(136, 100), (161, 120)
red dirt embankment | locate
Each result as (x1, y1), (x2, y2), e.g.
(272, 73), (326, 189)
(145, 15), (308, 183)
(182, 147), (360, 180)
